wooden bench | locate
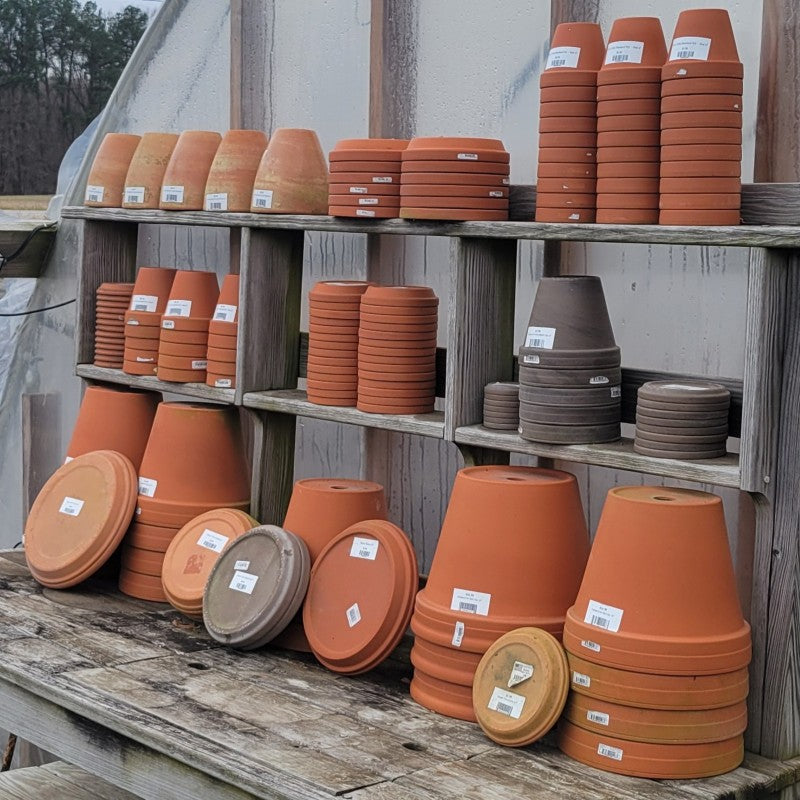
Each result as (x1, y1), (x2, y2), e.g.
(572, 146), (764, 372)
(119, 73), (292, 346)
(0, 761), (139, 799)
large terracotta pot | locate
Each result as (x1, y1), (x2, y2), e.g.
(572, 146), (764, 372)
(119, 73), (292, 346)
(204, 129), (268, 212)
(162, 270), (220, 321)
(123, 133), (179, 208)
(85, 133), (141, 207)
(159, 131), (222, 210)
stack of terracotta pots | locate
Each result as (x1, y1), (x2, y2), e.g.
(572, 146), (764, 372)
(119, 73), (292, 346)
(634, 380), (730, 459)
(123, 133), (179, 208)
(206, 274), (240, 389)
(559, 486), (750, 778)
(399, 137), (510, 222)
(659, 9), (743, 226)
(410, 466), (590, 721)
(250, 128), (328, 214)
(121, 402), (251, 601)
(328, 139), (408, 218)
(85, 133), (141, 207)
(596, 18), (667, 224)
(94, 283), (133, 369)
(535, 23), (605, 223)
(203, 129), (268, 212)
(124, 267), (177, 376)
(159, 131), (222, 210)
(518, 276), (621, 444)
(357, 286), (438, 415)
(157, 270), (220, 384)
(482, 382), (519, 430)
(307, 280), (372, 407)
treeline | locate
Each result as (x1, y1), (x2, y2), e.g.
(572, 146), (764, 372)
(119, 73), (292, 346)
(0, 0), (148, 195)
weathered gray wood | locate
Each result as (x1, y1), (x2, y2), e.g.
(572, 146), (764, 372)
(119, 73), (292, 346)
(741, 184), (800, 225)
(0, 220), (56, 278)
(508, 185), (536, 221)
(21, 393), (61, 524)
(247, 409), (295, 525)
(228, 0), (271, 131)
(0, 761), (140, 800)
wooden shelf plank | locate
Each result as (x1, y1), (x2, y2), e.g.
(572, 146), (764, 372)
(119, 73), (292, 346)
(76, 364), (235, 404)
(454, 425), (741, 488)
(243, 388), (445, 438)
(0, 220), (56, 278)
(60, 206), (800, 249)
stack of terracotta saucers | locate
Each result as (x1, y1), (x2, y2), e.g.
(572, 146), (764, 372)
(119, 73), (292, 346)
(120, 402), (251, 602)
(328, 139), (408, 218)
(596, 17), (667, 224)
(124, 267), (177, 376)
(206, 274), (239, 389)
(634, 380), (730, 459)
(94, 283), (134, 369)
(518, 276), (621, 444)
(559, 486), (750, 778)
(357, 285), (438, 415)
(307, 280), (372, 407)
(660, 9), (743, 226)
(399, 137), (510, 222)
(410, 466), (590, 721)
(482, 382), (519, 430)
(535, 23), (605, 223)
(157, 270), (219, 384)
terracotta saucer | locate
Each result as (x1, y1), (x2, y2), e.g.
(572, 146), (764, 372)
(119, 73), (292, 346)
(633, 442), (727, 459)
(661, 144), (742, 162)
(660, 194), (740, 211)
(328, 194), (401, 207)
(400, 160), (510, 175)
(662, 94), (742, 114)
(534, 192), (596, 209)
(661, 128), (742, 146)
(306, 395), (356, 407)
(307, 340), (359, 354)
(360, 285), (438, 305)
(596, 146), (659, 163)
(401, 149), (509, 164)
(596, 193), (659, 210)
(329, 206), (400, 219)
(356, 400), (435, 415)
(661, 111), (741, 130)
(596, 177), (659, 194)
(329, 182), (400, 196)
(540, 100), (596, 118)
(661, 61), (744, 81)
(400, 184), (509, 199)
(400, 207), (508, 221)
(596, 161), (659, 179)
(659, 160), (741, 179)
(359, 376), (436, 389)
(206, 323), (238, 342)
(661, 76), (743, 97)
(158, 330), (209, 345)
(597, 115), (659, 133)
(597, 98), (660, 116)
(308, 306), (362, 321)
(519, 420), (621, 444)
(538, 146), (596, 164)
(541, 85), (598, 102)
(329, 150), (404, 163)
(359, 324), (437, 338)
(536, 177), (597, 194)
(634, 429), (726, 446)
(597, 130), (660, 148)
(358, 356), (435, 371)
(358, 384), (435, 399)
(120, 545), (165, 577)
(310, 281), (372, 302)
(635, 413), (728, 431)
(410, 637), (482, 687)
(597, 82), (661, 101)
(401, 171), (509, 187)
(534, 208), (596, 223)
(332, 137), (408, 152)
(537, 162), (598, 179)
(126, 521), (180, 552)
(539, 116), (598, 134)
(119, 569), (169, 602)
(358, 344), (437, 358)
(326, 170), (400, 183)
(659, 209), (740, 225)
(539, 132), (597, 149)
(520, 385), (620, 407)
(157, 366), (207, 383)
(519, 403), (620, 426)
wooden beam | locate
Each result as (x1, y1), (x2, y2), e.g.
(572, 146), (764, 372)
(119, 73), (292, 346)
(21, 394), (61, 526)
(0, 221), (56, 279)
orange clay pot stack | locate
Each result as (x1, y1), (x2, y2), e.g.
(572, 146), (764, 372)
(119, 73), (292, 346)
(93, 282), (134, 369)
(559, 486), (751, 778)
(328, 139), (408, 218)
(123, 267), (177, 376)
(206, 274), (240, 389)
(306, 280), (372, 407)
(535, 23), (605, 223)
(159, 131), (222, 210)
(410, 465), (590, 721)
(400, 137), (510, 222)
(595, 17), (668, 224)
(84, 133), (141, 207)
(357, 285), (439, 415)
(157, 270), (220, 384)
(204, 129), (268, 212)
(120, 402), (251, 602)
(659, 9), (743, 225)
(123, 133), (179, 208)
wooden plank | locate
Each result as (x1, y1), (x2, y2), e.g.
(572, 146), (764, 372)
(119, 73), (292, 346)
(0, 220), (56, 278)
(228, 0), (270, 131)
(0, 761), (141, 800)
(21, 393), (61, 525)
(247, 409), (295, 525)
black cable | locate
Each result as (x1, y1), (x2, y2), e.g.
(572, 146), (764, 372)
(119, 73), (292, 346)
(0, 298), (76, 317)
(0, 220), (57, 273)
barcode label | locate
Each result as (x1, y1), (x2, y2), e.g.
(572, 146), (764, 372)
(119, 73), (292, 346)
(234, 560), (250, 570)
(450, 588), (491, 616)
(604, 40), (644, 64)
(572, 671), (591, 687)
(502, 177), (509, 185)
(349, 186), (368, 193)
(135, 356), (154, 363)
(346, 602), (361, 627)
(130, 293), (158, 312)
(489, 191), (504, 198)
(191, 360), (208, 370)
(85, 184), (104, 203)
(669, 36), (711, 61)
(349, 537), (379, 560)
(215, 378), (232, 388)
(587, 710), (610, 726)
(488, 687), (525, 719)
(508, 660), (534, 688)
(522, 354), (540, 364)
(59, 496), (84, 516)
(589, 376), (610, 385)
(165, 299), (192, 317)
(451, 620), (465, 647)
(124, 186), (145, 204)
(204, 192), (228, 211)
(457, 153), (478, 160)
(356, 209), (376, 217)
(584, 600), (624, 632)
(581, 639), (601, 652)
(138, 477), (157, 497)
(162, 319), (175, 329)
(229, 570), (258, 594)
(545, 45), (580, 70)
(252, 189), (273, 209)
(597, 743), (623, 761)
(213, 303), (237, 322)
(161, 185), (185, 203)
(525, 325), (556, 349)
(372, 176), (394, 183)
(610, 387), (621, 398)
(197, 528), (229, 553)
(358, 198), (379, 205)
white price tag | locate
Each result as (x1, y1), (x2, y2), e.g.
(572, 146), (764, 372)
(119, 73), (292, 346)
(64, 456), (74, 464)
(502, 177), (510, 185)
(165, 299), (192, 317)
(587, 710), (610, 726)
(130, 293), (158, 312)
(488, 687), (525, 719)
(522, 354), (540, 364)
(229, 570), (258, 594)
(450, 588), (491, 616)
(584, 600), (624, 632)
(161, 319), (175, 329)
(489, 190), (504, 198)
(191, 360), (208, 370)
(604, 40), (644, 64)
(161, 185), (185, 203)
(85, 185), (104, 203)
(213, 303), (237, 322)
(610, 387), (621, 398)
(124, 186), (145, 204)
(355, 209), (376, 217)
(346, 602), (361, 627)
(205, 192), (228, 211)
(451, 620), (465, 647)
(59, 496), (84, 516)
(581, 639), (601, 652)
(508, 660), (534, 688)
(669, 36), (711, 61)
(546, 45), (580, 69)
(597, 743), (623, 761)
(589, 375), (610, 385)
(349, 537), (379, 560)
(572, 671), (591, 688)
(372, 176), (394, 183)
(358, 198), (379, 205)
(252, 189), (273, 209)
(215, 378), (233, 388)
(234, 560), (250, 570)
(138, 477), (157, 497)
(135, 356), (154, 363)
(525, 325), (556, 349)
(457, 153), (478, 160)
(197, 529), (229, 553)
(349, 186), (368, 194)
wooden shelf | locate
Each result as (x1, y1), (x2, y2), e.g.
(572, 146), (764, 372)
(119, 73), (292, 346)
(455, 425), (741, 488)
(243, 388), (445, 438)
(60, 205), (800, 249)
(76, 364), (235, 404)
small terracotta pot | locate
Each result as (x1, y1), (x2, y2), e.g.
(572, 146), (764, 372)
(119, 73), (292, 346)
(597, 115), (659, 133)
(537, 162), (597, 179)
(163, 270), (219, 321)
(541, 85), (597, 103)
(660, 193), (740, 211)
(597, 98), (660, 117)
(85, 133), (141, 207)
(128, 267), (178, 317)
(661, 143), (742, 162)
(601, 17), (667, 68)
(597, 82), (660, 101)
(534, 208), (596, 223)
(204, 129), (268, 212)
(159, 131), (222, 210)
(123, 133), (179, 208)
(597, 130), (660, 148)
(659, 209), (740, 225)
(545, 22), (605, 73)
(596, 209), (659, 224)
(661, 76), (743, 97)
(539, 116), (598, 134)
(661, 127), (742, 146)
(668, 8), (740, 63)
(538, 146), (596, 164)
(661, 111), (741, 130)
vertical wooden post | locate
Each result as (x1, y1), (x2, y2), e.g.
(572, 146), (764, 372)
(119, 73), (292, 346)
(22, 394), (61, 526)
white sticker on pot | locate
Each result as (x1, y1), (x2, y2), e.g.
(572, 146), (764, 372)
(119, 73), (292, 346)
(252, 189), (273, 209)
(234, 560), (250, 571)
(604, 40), (644, 64)
(450, 588), (491, 616)
(522, 354), (540, 365)
(669, 35), (711, 61)
(589, 376), (610, 385)
(161, 185), (185, 203)
(349, 537), (379, 560)
(489, 190), (504, 198)
(584, 600), (624, 632)
(130, 294), (158, 313)
(229, 570), (258, 594)
(349, 186), (368, 194)
(452, 621), (465, 647)
(572, 671), (591, 688)
(597, 743), (623, 761)
(213, 303), (237, 322)
(215, 378), (233, 388)
(457, 153), (478, 161)
(545, 45), (580, 70)
(197, 529), (229, 553)
(165, 299), (192, 317)
(488, 687), (525, 719)
(162, 319), (175, 329)
(358, 198), (379, 205)
(587, 710), (610, 726)
(135, 356), (155, 363)
(191, 360), (208, 370)
(205, 192), (228, 211)
(64, 456), (74, 464)
(346, 602), (361, 627)
(59, 496), (84, 516)
(508, 660), (534, 688)
(124, 186), (145, 204)
(525, 326), (556, 349)
(502, 177), (510, 185)
(356, 209), (376, 217)
(610, 387), (621, 398)
(581, 639), (601, 652)
(372, 176), (394, 183)
(85, 185), (104, 203)
(138, 477), (157, 497)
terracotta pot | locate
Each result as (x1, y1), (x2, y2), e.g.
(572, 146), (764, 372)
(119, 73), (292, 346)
(661, 127), (742, 146)
(332, 137), (408, 153)
(597, 98), (660, 117)
(597, 162), (659, 179)
(85, 133), (141, 207)
(597, 82), (660, 101)
(156, 366), (207, 383)
(410, 668), (477, 721)
(596, 209), (658, 224)
(659, 209), (740, 225)
(534, 192), (596, 210)
(597, 130), (660, 148)
(120, 545), (165, 577)
(661, 76), (743, 97)
(667, 8), (740, 63)
(661, 61), (743, 81)
(601, 17), (667, 70)
(123, 133), (179, 208)
(539, 116), (598, 134)
(330, 182), (401, 196)
(400, 183), (509, 199)
(411, 636), (482, 686)
(660, 176), (740, 194)
(544, 22), (605, 73)
(537, 163), (597, 182)
(205, 360), (236, 377)
(162, 270), (220, 321)
(661, 144), (742, 163)
(119, 569), (169, 602)
(207, 330), (238, 348)
(661, 111), (741, 130)
(159, 131), (222, 210)
(127, 267), (178, 319)
(539, 69), (599, 89)
(538, 146), (596, 164)
(329, 194), (401, 207)
(405, 136), (507, 159)
(540, 100), (597, 118)
(596, 193), (658, 210)
(212, 271), (241, 324)
(596, 177), (659, 194)
(534, 208), (596, 223)
(662, 94), (741, 114)
(158, 329), (209, 346)
(539, 133), (597, 149)
(400, 159), (509, 175)
(660, 193), (740, 211)
(204, 129), (268, 212)
(597, 115), (659, 133)
(541, 85), (597, 102)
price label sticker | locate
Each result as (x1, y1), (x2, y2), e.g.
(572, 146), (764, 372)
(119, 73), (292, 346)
(587, 710), (610, 726)
(546, 45), (580, 70)
(450, 588), (491, 616)
(358, 198), (379, 205)
(451, 620), (465, 647)
(215, 378), (232, 388)
(213, 303), (237, 322)
(604, 40), (644, 64)
(252, 189), (273, 209)
(234, 560), (250, 571)
(161, 185), (185, 203)
(572, 671), (591, 688)
(349, 186), (368, 193)
(197, 529), (229, 553)
(205, 192), (228, 211)
(610, 386), (621, 398)
(584, 600), (624, 632)
(489, 190), (504, 198)
(135, 356), (154, 363)
(581, 639), (601, 652)
(372, 176), (394, 183)
(346, 602), (361, 627)
(138, 477), (157, 497)
(124, 186), (145, 204)
(589, 375), (610, 385)
(356, 209), (376, 217)
(165, 299), (192, 317)
(597, 743), (623, 761)
(457, 153), (478, 160)
(669, 36), (711, 61)
(488, 687), (525, 719)
(508, 660), (534, 688)
(229, 570), (258, 594)
(59, 496), (84, 516)
(130, 294), (158, 312)
(525, 325), (556, 349)
(349, 537), (379, 560)
(85, 185), (104, 203)
(191, 360), (208, 370)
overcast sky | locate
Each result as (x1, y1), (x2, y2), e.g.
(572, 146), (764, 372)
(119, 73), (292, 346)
(92, 0), (164, 14)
